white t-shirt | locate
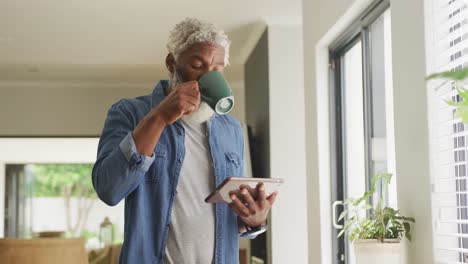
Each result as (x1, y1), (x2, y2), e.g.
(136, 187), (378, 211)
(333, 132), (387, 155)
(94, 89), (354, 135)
(164, 117), (216, 264)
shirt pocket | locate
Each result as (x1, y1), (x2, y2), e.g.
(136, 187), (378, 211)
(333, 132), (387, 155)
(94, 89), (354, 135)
(225, 152), (242, 177)
(145, 143), (167, 182)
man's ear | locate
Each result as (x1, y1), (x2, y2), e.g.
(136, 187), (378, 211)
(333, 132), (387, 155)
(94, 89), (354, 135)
(166, 54), (176, 74)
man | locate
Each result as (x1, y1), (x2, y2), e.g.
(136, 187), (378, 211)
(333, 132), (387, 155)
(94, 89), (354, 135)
(92, 18), (277, 264)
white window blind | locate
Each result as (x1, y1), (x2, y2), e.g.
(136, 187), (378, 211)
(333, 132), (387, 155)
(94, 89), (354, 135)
(427, 0), (468, 263)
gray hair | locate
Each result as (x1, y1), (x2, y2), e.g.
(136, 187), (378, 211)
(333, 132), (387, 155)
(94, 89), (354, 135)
(166, 18), (231, 66)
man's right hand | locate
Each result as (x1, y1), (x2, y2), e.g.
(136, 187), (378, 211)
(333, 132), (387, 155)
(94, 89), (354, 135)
(154, 81), (201, 125)
(133, 81), (200, 156)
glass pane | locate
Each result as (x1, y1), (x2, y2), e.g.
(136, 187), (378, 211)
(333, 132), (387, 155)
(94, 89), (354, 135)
(342, 40), (365, 264)
(4, 165), (33, 238)
(4, 163), (124, 249)
(369, 9), (396, 208)
(343, 40), (366, 201)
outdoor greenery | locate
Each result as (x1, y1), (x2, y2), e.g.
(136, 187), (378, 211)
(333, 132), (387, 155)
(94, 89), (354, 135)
(32, 164), (96, 236)
(427, 68), (468, 122)
(32, 164), (95, 197)
(338, 173), (415, 243)
(81, 226), (124, 244)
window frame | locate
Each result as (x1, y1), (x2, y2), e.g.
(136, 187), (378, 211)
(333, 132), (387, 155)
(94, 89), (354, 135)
(328, 0), (391, 263)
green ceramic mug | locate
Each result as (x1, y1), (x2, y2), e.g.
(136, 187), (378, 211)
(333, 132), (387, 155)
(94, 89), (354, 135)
(198, 71), (235, 115)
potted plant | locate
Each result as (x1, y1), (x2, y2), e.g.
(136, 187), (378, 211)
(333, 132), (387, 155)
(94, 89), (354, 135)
(338, 173), (415, 264)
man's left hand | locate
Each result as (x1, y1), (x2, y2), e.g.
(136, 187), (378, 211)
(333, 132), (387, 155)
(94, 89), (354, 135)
(228, 183), (277, 228)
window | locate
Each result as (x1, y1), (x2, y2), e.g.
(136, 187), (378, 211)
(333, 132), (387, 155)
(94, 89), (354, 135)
(329, 1), (395, 263)
(0, 138), (123, 249)
(4, 163), (124, 245)
(426, 0), (468, 262)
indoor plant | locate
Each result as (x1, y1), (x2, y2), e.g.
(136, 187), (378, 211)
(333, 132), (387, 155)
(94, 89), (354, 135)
(427, 68), (468, 121)
(338, 173), (415, 264)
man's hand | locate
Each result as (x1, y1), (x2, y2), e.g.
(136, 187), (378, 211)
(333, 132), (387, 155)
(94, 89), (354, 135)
(228, 183), (278, 228)
(155, 81), (201, 125)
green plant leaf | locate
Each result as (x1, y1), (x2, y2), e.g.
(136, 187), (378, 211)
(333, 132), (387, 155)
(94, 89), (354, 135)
(405, 231), (412, 241)
(427, 68), (468, 81)
(338, 210), (348, 222)
(445, 87), (468, 120)
(370, 173), (393, 193)
(354, 191), (373, 206)
(380, 173), (393, 186)
(403, 222), (411, 233)
(337, 229), (345, 238)
(344, 198), (355, 205)
(397, 216), (416, 223)
(457, 87), (468, 99)
(454, 106), (468, 123)
(339, 172), (415, 243)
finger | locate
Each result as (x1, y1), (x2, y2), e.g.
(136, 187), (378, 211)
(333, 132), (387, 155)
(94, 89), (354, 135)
(230, 194), (250, 217)
(229, 200), (250, 218)
(178, 101), (196, 115)
(257, 183), (268, 209)
(180, 94), (200, 108)
(266, 192), (278, 205)
(228, 204), (248, 218)
(176, 86), (199, 101)
(180, 88), (200, 99)
(180, 81), (199, 92)
(241, 188), (258, 214)
(257, 183), (266, 201)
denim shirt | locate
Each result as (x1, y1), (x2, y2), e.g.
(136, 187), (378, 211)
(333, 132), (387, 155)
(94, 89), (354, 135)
(92, 81), (244, 264)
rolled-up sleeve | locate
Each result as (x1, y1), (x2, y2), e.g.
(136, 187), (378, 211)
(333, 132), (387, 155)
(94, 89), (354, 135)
(92, 101), (155, 206)
(119, 132), (155, 172)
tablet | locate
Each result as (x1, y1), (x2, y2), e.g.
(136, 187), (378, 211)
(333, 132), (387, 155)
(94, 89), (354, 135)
(204, 177), (284, 203)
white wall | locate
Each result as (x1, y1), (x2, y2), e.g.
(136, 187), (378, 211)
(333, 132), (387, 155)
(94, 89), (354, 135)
(0, 82), (153, 136)
(229, 81), (246, 123)
(267, 24), (308, 264)
(389, 0), (433, 263)
(32, 197), (124, 236)
(0, 79), (246, 137)
(303, 0), (433, 263)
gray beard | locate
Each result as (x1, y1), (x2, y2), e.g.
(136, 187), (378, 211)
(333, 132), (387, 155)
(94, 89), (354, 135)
(169, 72), (215, 124)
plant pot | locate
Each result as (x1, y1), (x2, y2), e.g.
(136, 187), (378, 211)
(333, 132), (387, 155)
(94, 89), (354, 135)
(353, 239), (401, 264)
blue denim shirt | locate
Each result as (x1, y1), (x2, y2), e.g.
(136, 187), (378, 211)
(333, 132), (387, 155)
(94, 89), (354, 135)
(92, 81), (244, 264)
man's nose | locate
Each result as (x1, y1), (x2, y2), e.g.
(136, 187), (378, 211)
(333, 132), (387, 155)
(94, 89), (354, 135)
(208, 65), (221, 72)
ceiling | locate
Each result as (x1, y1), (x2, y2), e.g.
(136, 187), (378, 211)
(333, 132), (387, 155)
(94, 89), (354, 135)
(1, 0), (302, 83)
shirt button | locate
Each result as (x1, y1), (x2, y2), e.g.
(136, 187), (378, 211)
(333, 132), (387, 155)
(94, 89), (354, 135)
(178, 130), (183, 136)
(178, 158), (183, 163)
(130, 153), (142, 165)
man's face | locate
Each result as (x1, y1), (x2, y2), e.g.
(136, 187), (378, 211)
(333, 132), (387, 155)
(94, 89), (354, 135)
(167, 42), (225, 85)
